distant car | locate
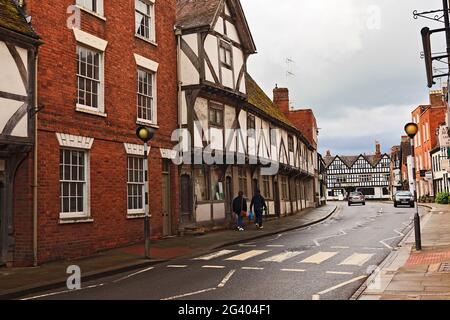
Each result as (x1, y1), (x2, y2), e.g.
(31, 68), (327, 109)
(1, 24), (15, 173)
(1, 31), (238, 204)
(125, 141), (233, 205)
(394, 191), (415, 208)
(348, 192), (365, 206)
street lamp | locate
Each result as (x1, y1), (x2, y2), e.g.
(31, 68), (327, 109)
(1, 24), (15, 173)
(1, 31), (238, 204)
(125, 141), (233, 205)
(136, 126), (157, 259)
(404, 122), (422, 251)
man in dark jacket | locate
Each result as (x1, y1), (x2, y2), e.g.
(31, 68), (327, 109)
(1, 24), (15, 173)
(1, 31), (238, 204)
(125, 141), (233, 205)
(250, 189), (267, 229)
(232, 191), (247, 231)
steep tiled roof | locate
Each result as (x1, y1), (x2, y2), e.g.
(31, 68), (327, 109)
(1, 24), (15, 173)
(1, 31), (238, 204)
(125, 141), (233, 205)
(245, 74), (297, 131)
(176, 0), (221, 29)
(0, 0), (38, 38)
(323, 156), (335, 167)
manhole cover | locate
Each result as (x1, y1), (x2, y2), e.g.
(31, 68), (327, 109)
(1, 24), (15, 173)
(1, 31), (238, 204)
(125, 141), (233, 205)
(439, 263), (450, 273)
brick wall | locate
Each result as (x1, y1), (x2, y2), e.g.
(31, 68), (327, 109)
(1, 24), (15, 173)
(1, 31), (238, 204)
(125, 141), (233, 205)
(20, 0), (179, 264)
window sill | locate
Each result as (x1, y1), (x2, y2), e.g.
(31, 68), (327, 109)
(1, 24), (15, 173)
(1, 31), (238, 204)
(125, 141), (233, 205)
(135, 35), (158, 47)
(59, 217), (94, 225)
(75, 5), (106, 21)
(136, 119), (159, 129)
(127, 213), (147, 220)
(76, 105), (107, 118)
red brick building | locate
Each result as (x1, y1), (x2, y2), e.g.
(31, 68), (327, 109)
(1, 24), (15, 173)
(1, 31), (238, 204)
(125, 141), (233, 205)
(9, 0), (179, 266)
(411, 90), (447, 199)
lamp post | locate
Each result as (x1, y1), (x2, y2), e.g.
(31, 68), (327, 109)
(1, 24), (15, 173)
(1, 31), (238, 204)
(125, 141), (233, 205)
(136, 126), (156, 259)
(404, 122), (422, 251)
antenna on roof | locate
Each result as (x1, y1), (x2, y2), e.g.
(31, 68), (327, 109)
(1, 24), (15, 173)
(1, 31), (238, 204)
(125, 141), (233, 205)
(286, 57), (295, 80)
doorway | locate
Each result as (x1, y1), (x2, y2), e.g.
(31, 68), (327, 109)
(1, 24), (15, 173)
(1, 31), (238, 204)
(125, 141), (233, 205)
(162, 161), (171, 237)
(225, 176), (233, 217)
(180, 174), (192, 224)
(274, 180), (280, 217)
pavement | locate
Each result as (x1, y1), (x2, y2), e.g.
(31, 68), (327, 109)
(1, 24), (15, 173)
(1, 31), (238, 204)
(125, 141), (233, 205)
(0, 204), (337, 300)
(356, 203), (450, 300)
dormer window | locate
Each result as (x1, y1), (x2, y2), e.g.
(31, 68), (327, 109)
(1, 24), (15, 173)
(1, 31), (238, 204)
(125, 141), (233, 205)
(219, 41), (233, 68)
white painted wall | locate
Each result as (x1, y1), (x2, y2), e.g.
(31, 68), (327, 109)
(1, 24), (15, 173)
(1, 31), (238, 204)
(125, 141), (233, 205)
(0, 42), (27, 97)
(196, 204), (211, 222)
(204, 35), (219, 79)
(0, 98), (24, 135)
(213, 203), (226, 221)
(180, 51), (198, 86)
(194, 98), (209, 148)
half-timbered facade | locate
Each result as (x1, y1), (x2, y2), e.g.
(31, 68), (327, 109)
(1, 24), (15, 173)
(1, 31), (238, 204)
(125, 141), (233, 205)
(0, 0), (40, 266)
(324, 144), (391, 201)
(175, 0), (317, 228)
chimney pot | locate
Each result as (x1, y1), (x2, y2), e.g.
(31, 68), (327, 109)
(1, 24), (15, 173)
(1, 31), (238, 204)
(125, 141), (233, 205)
(273, 87), (290, 116)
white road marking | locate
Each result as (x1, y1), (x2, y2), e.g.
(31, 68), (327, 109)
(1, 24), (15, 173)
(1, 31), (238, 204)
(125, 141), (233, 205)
(226, 250), (269, 261)
(363, 247), (385, 251)
(281, 268), (306, 273)
(379, 229), (405, 249)
(239, 244), (257, 247)
(242, 267), (264, 270)
(161, 288), (216, 300)
(312, 275), (367, 300)
(331, 246), (349, 249)
(167, 265), (188, 268)
(202, 265), (226, 269)
(326, 271), (354, 275)
(194, 250), (237, 261)
(339, 253), (374, 267)
(300, 252), (338, 265)
(113, 267), (154, 283)
(313, 230), (347, 247)
(218, 270), (236, 288)
(21, 283), (106, 300)
(261, 251), (304, 263)
(266, 245), (285, 248)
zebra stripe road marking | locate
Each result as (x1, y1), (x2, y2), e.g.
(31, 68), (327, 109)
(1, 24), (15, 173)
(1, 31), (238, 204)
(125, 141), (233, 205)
(194, 250), (237, 261)
(326, 271), (354, 275)
(202, 265), (226, 269)
(339, 253), (374, 267)
(167, 265), (187, 268)
(226, 250), (269, 261)
(300, 252), (338, 264)
(242, 267), (265, 270)
(261, 251), (304, 263)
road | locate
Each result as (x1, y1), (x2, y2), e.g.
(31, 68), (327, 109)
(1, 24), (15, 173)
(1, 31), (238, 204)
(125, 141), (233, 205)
(22, 201), (422, 300)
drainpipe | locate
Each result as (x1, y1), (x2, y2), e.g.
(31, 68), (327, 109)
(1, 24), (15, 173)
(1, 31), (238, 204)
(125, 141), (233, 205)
(33, 52), (38, 267)
(175, 27), (183, 226)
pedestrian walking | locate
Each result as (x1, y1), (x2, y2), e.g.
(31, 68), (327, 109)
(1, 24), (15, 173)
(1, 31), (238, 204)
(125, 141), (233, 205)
(232, 191), (247, 231)
(250, 189), (267, 230)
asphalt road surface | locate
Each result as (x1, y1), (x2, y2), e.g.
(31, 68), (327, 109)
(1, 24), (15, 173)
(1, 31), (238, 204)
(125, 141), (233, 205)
(22, 201), (421, 300)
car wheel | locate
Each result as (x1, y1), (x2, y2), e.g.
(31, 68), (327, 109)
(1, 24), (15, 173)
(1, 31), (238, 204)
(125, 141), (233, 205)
(362, 202), (366, 206)
(394, 203), (397, 208)
(348, 203), (351, 206)
(411, 203), (415, 208)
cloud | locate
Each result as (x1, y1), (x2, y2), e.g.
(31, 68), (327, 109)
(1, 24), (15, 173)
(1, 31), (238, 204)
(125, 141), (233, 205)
(241, 0), (445, 155)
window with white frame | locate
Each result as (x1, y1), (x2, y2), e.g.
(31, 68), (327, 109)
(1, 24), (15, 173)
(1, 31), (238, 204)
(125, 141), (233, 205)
(137, 69), (155, 123)
(76, 0), (104, 15)
(60, 149), (88, 218)
(135, 0), (155, 41)
(127, 157), (145, 214)
(77, 46), (103, 111)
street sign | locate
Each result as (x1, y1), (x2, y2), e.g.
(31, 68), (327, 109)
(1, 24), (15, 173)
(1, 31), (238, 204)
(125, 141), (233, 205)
(439, 125), (450, 148)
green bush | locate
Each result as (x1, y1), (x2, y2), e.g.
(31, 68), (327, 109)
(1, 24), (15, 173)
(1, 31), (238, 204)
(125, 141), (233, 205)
(436, 192), (450, 205)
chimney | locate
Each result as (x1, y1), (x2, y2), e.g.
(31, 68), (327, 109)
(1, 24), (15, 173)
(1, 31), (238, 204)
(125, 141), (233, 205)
(430, 89), (444, 107)
(326, 150), (331, 157)
(375, 142), (381, 160)
(273, 85), (290, 116)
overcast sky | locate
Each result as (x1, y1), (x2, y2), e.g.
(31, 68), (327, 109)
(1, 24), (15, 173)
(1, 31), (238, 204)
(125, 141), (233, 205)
(241, 0), (447, 156)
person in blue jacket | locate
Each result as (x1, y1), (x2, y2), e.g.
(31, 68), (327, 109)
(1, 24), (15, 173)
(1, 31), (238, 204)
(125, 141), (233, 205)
(250, 189), (267, 230)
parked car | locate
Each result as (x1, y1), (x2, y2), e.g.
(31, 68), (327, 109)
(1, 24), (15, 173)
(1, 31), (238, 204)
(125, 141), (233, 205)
(394, 191), (415, 208)
(348, 192), (365, 206)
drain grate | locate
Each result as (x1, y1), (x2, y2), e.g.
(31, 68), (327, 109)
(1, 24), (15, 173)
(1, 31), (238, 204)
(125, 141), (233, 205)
(439, 263), (450, 273)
